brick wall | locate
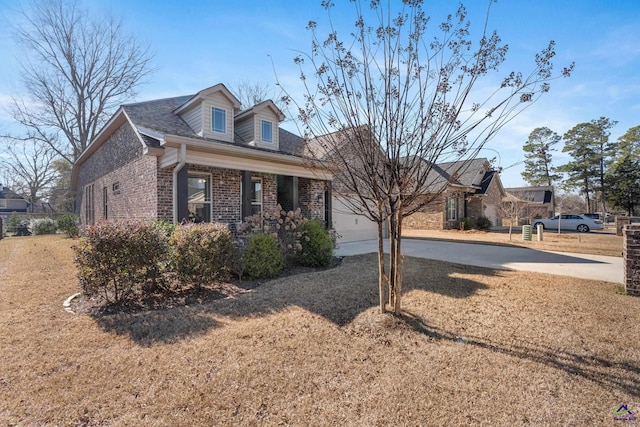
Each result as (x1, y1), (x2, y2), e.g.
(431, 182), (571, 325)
(298, 178), (325, 221)
(623, 225), (640, 296)
(405, 194), (445, 230)
(76, 123), (159, 223)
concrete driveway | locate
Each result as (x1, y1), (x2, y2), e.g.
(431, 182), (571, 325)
(336, 238), (623, 284)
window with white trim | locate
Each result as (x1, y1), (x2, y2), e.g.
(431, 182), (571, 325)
(261, 120), (273, 143)
(187, 174), (211, 223)
(446, 197), (458, 222)
(212, 107), (226, 133)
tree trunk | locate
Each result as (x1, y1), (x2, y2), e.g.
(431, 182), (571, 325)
(377, 219), (386, 314)
(388, 212), (397, 309)
(393, 207), (404, 314)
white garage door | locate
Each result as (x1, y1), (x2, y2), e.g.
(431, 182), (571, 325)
(332, 196), (378, 243)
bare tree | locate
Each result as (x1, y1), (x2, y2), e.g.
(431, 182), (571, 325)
(499, 191), (532, 241)
(283, 1), (572, 314)
(1, 138), (60, 211)
(9, 0), (153, 162)
(234, 80), (277, 110)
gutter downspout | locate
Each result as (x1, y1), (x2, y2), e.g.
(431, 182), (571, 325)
(172, 143), (187, 223)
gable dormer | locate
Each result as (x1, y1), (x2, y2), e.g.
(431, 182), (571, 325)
(234, 100), (285, 151)
(174, 83), (241, 143)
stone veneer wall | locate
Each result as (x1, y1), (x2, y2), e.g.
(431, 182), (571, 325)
(623, 224), (640, 296)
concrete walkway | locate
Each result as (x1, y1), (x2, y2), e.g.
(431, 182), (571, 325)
(336, 238), (624, 284)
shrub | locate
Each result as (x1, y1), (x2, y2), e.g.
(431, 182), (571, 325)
(57, 213), (80, 238)
(241, 233), (284, 280)
(30, 218), (57, 235)
(459, 217), (474, 230)
(6, 212), (21, 233)
(239, 204), (309, 261)
(154, 220), (176, 237)
(169, 222), (236, 287)
(297, 220), (333, 267)
(474, 216), (492, 230)
(73, 221), (169, 304)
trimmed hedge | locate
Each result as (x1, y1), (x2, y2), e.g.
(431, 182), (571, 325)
(241, 233), (284, 279)
(73, 221), (169, 304)
(169, 222), (236, 287)
(297, 220), (333, 267)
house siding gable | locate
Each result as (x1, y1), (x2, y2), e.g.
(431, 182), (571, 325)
(181, 104), (203, 136)
(235, 116), (254, 145)
(202, 92), (234, 142)
(254, 109), (280, 150)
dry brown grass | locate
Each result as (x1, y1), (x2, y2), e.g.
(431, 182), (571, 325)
(1, 235), (638, 426)
(404, 226), (623, 257)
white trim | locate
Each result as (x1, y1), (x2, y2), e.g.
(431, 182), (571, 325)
(211, 106), (226, 134)
(261, 120), (273, 143)
(163, 134), (331, 180)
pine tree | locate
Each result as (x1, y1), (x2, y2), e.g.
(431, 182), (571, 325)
(607, 155), (640, 215)
(559, 118), (617, 212)
(559, 122), (600, 211)
(521, 127), (562, 186)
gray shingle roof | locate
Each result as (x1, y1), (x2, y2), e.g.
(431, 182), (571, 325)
(123, 96), (194, 139)
(0, 186), (25, 200)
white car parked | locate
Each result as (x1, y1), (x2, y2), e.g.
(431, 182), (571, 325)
(532, 214), (604, 233)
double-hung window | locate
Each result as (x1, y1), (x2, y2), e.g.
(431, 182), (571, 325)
(446, 197), (458, 222)
(261, 120), (273, 143)
(212, 107), (226, 133)
(187, 174), (211, 223)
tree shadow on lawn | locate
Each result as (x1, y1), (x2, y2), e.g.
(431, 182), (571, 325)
(202, 253), (490, 326)
(401, 311), (640, 398)
(90, 253), (490, 345)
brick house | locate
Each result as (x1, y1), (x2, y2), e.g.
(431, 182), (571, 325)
(70, 84), (353, 238)
(404, 158), (506, 230)
(504, 186), (555, 224)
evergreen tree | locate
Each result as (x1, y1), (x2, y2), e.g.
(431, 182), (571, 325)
(559, 122), (600, 211)
(559, 118), (617, 212)
(606, 155), (640, 215)
(590, 117), (618, 213)
(521, 127), (562, 186)
(613, 125), (640, 166)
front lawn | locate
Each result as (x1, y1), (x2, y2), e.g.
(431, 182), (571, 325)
(0, 235), (638, 426)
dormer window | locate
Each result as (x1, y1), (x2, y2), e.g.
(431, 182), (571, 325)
(212, 107), (226, 133)
(261, 120), (273, 143)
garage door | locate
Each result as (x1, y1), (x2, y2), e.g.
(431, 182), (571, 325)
(332, 196), (379, 243)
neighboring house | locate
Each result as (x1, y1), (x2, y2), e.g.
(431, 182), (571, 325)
(71, 83), (375, 243)
(504, 185), (555, 223)
(0, 185), (29, 217)
(404, 158), (506, 229)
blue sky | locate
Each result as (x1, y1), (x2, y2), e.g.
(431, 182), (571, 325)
(1, 0), (639, 187)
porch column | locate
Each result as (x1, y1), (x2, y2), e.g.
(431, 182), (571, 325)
(176, 165), (189, 223)
(292, 176), (299, 211)
(324, 181), (332, 229)
(242, 171), (252, 220)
